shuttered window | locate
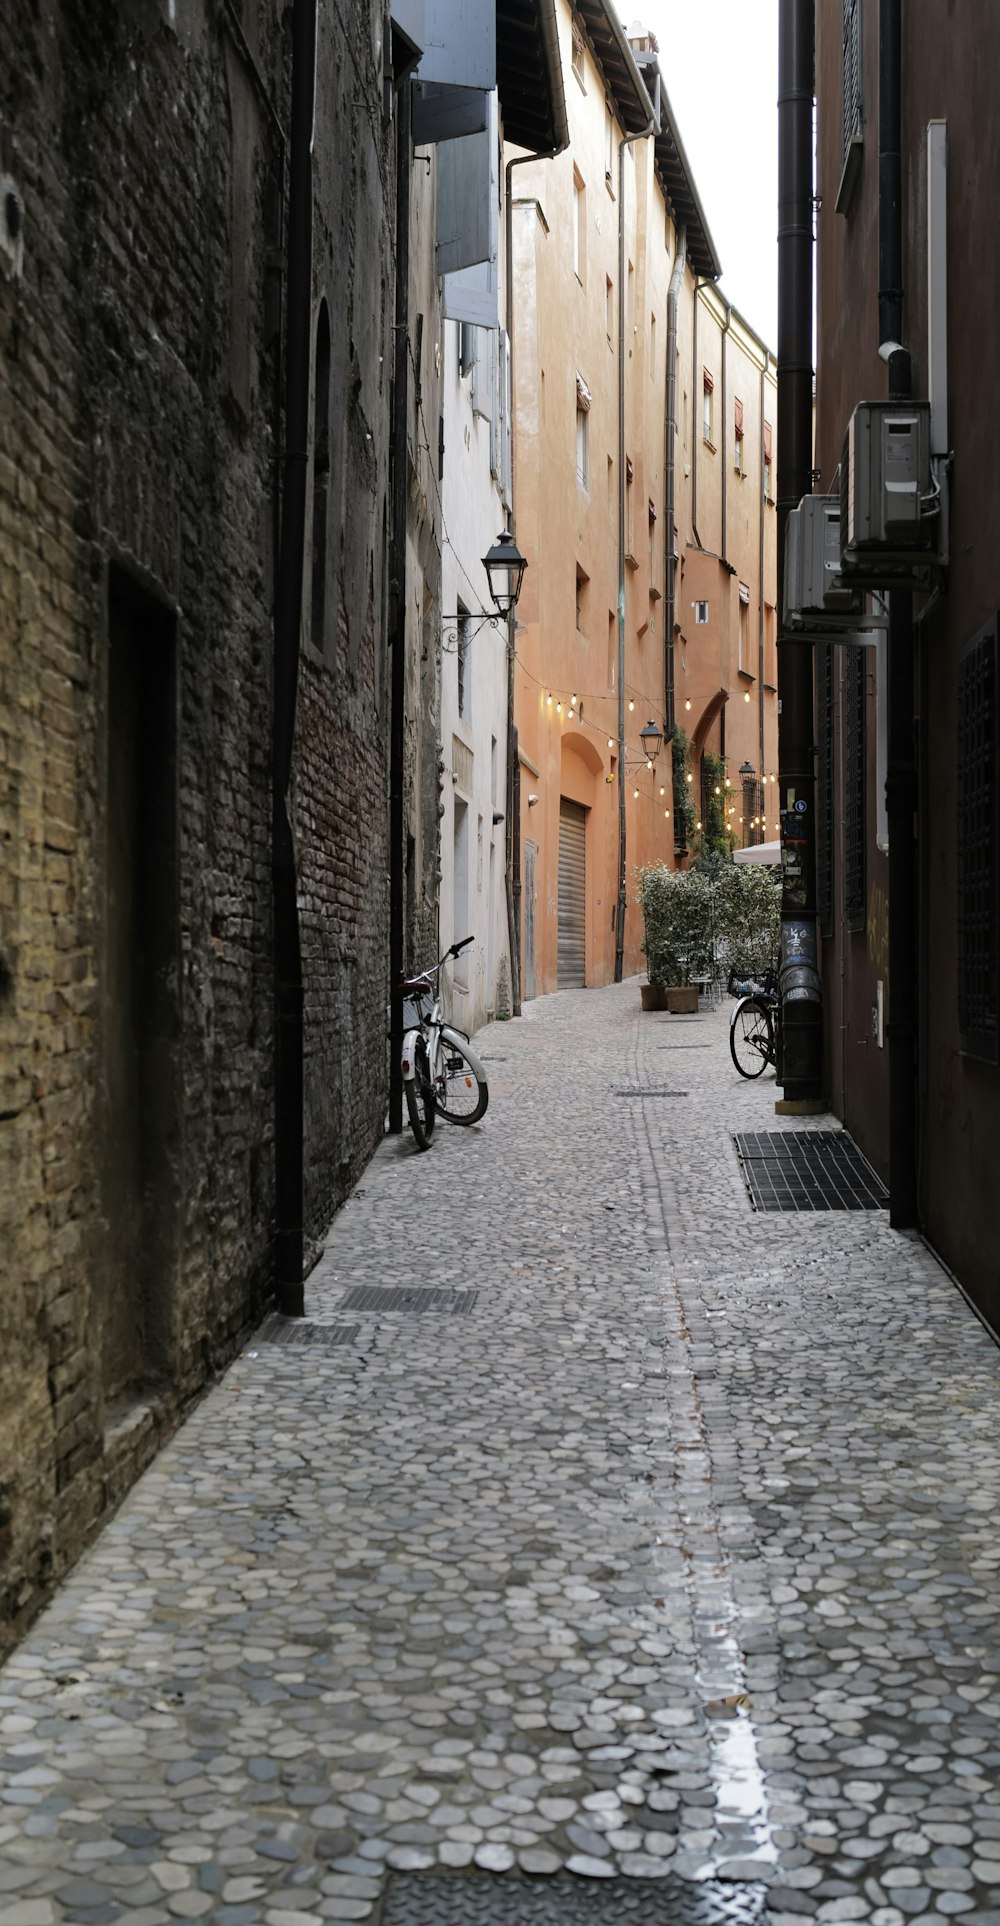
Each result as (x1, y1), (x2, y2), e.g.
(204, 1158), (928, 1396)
(842, 0), (862, 157)
(817, 643), (835, 938)
(957, 616), (999, 1062)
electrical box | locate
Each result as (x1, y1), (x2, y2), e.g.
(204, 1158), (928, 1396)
(783, 495), (863, 628)
(841, 400), (934, 555)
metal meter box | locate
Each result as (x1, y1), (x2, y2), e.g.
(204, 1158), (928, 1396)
(783, 495), (863, 627)
(841, 400), (932, 552)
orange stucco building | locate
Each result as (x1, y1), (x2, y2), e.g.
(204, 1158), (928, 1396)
(511, 4), (778, 996)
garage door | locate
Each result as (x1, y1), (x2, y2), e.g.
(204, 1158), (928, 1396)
(558, 799), (587, 988)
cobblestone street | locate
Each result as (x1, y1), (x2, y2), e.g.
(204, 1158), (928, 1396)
(3, 981), (1000, 1926)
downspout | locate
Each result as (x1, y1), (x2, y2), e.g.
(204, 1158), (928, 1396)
(388, 80), (412, 1131)
(273, 0), (317, 1315)
(505, 151), (542, 1019)
(758, 349), (770, 778)
(776, 0), (823, 1099)
(879, 0), (918, 1225)
(614, 79), (660, 984)
(691, 278), (704, 547)
(664, 225), (687, 738)
(720, 299), (732, 562)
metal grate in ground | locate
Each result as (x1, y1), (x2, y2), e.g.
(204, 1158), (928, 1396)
(733, 1129), (888, 1212)
(381, 1873), (770, 1925)
(613, 1088), (689, 1098)
(340, 1284), (478, 1314)
(257, 1314), (361, 1348)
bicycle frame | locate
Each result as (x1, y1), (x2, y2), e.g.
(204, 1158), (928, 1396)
(400, 941), (487, 1096)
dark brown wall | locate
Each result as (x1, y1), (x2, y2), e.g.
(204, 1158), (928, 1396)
(814, 0), (1000, 1313)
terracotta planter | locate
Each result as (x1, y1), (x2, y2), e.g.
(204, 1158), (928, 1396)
(640, 983), (670, 1011)
(665, 985), (700, 1014)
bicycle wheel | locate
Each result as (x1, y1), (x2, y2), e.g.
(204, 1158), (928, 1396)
(730, 997), (774, 1079)
(434, 1033), (489, 1124)
(404, 1036), (436, 1147)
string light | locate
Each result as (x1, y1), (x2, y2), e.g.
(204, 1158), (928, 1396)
(547, 694), (553, 706)
(744, 691), (751, 703)
(696, 820), (702, 830)
(685, 698), (692, 711)
(686, 772), (693, 785)
(608, 737), (614, 748)
(659, 786), (666, 797)
(664, 808), (670, 818)
(556, 701), (562, 713)
(628, 700), (635, 712)
(570, 694), (577, 707)
(633, 788), (639, 799)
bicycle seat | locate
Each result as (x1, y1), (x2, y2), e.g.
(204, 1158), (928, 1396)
(399, 975), (431, 996)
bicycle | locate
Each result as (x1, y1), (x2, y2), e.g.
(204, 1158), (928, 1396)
(728, 966), (781, 1079)
(399, 937), (490, 1149)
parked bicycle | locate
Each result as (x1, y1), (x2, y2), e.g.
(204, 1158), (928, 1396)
(729, 966), (781, 1079)
(400, 938), (489, 1149)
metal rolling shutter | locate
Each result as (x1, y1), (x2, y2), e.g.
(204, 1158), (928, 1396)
(558, 799), (587, 988)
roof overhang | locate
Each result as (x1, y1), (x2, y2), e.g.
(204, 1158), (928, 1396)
(651, 78), (721, 280)
(497, 0), (570, 157)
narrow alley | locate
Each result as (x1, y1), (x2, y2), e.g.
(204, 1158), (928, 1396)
(2, 983), (999, 1926)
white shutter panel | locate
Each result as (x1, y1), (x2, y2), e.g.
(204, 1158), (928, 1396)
(415, 0), (495, 90)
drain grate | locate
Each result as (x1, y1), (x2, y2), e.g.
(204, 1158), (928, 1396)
(340, 1284), (478, 1314)
(613, 1087), (688, 1098)
(257, 1315), (361, 1349)
(382, 1874), (769, 1925)
(733, 1129), (888, 1211)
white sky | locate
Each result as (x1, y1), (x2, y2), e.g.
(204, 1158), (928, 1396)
(624, 0), (780, 349)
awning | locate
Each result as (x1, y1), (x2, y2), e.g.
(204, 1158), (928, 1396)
(733, 841), (782, 866)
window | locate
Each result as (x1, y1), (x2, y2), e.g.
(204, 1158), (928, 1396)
(605, 276), (613, 343)
(647, 501), (656, 574)
(624, 457), (636, 565)
(459, 320), (478, 377)
(575, 565), (589, 632)
(608, 610), (616, 688)
(734, 396), (744, 474)
(573, 169), (586, 285)
(763, 419), (773, 501)
(844, 642), (866, 928)
(457, 605), (472, 721)
(764, 603), (777, 687)
(571, 24), (586, 88)
(838, 0), (864, 210)
(957, 614), (999, 1061)
(702, 369), (714, 445)
(605, 103), (615, 188)
(694, 599), (709, 625)
(575, 372), (591, 489)
(649, 312), (656, 378)
(738, 583), (751, 674)
(491, 735), (498, 807)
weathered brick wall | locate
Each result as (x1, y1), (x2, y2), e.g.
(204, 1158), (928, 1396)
(0, 0), (284, 1653)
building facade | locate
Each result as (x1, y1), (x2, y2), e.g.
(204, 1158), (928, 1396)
(511, 3), (778, 998)
(812, 0), (1000, 1321)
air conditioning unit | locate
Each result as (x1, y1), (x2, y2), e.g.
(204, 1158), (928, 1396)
(783, 495), (864, 630)
(840, 400), (940, 585)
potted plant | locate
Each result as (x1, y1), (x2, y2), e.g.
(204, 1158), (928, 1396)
(636, 864), (714, 1012)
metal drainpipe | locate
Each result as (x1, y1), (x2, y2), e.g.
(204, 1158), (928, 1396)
(879, 0), (918, 1225)
(691, 278), (704, 547)
(664, 226), (687, 739)
(721, 299), (732, 562)
(387, 80), (412, 1133)
(614, 88), (659, 983)
(776, 0), (823, 1098)
(504, 151), (543, 1019)
(273, 0), (318, 1314)
(758, 350), (770, 779)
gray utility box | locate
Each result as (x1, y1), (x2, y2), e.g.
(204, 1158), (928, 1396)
(783, 495), (864, 629)
(841, 400), (934, 556)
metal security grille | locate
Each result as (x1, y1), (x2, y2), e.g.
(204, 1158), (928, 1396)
(817, 642), (835, 937)
(340, 1284), (478, 1315)
(558, 798), (587, 987)
(734, 1129), (888, 1211)
(843, 642), (866, 928)
(382, 1873), (770, 1926)
(957, 615), (999, 1061)
(613, 1087), (689, 1098)
(842, 0), (862, 156)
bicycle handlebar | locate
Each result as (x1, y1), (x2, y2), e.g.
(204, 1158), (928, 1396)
(450, 935), (475, 956)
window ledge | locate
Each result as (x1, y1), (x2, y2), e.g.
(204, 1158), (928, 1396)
(836, 134), (864, 216)
(625, 552), (639, 572)
(703, 437), (716, 453)
(649, 585), (662, 602)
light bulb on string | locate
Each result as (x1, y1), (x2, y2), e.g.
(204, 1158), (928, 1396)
(608, 737), (614, 749)
(685, 698), (691, 711)
(744, 692), (751, 703)
(570, 694), (577, 707)
(659, 787), (666, 797)
(547, 694), (553, 706)
(633, 788), (639, 799)
(628, 700), (634, 712)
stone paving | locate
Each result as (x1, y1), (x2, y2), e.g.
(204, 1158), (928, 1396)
(3, 980), (1000, 1926)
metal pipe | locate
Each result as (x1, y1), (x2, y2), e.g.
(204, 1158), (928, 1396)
(272, 0), (317, 1313)
(720, 299), (732, 562)
(758, 349), (770, 779)
(614, 90), (659, 984)
(387, 81), (412, 1132)
(504, 151), (542, 1018)
(664, 225), (687, 738)
(880, 0), (919, 1225)
(691, 278), (704, 548)
(776, 0), (823, 1097)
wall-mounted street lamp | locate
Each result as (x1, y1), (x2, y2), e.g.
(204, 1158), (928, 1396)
(481, 528), (528, 616)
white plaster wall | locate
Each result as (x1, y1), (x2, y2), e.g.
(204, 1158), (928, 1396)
(439, 305), (512, 1036)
